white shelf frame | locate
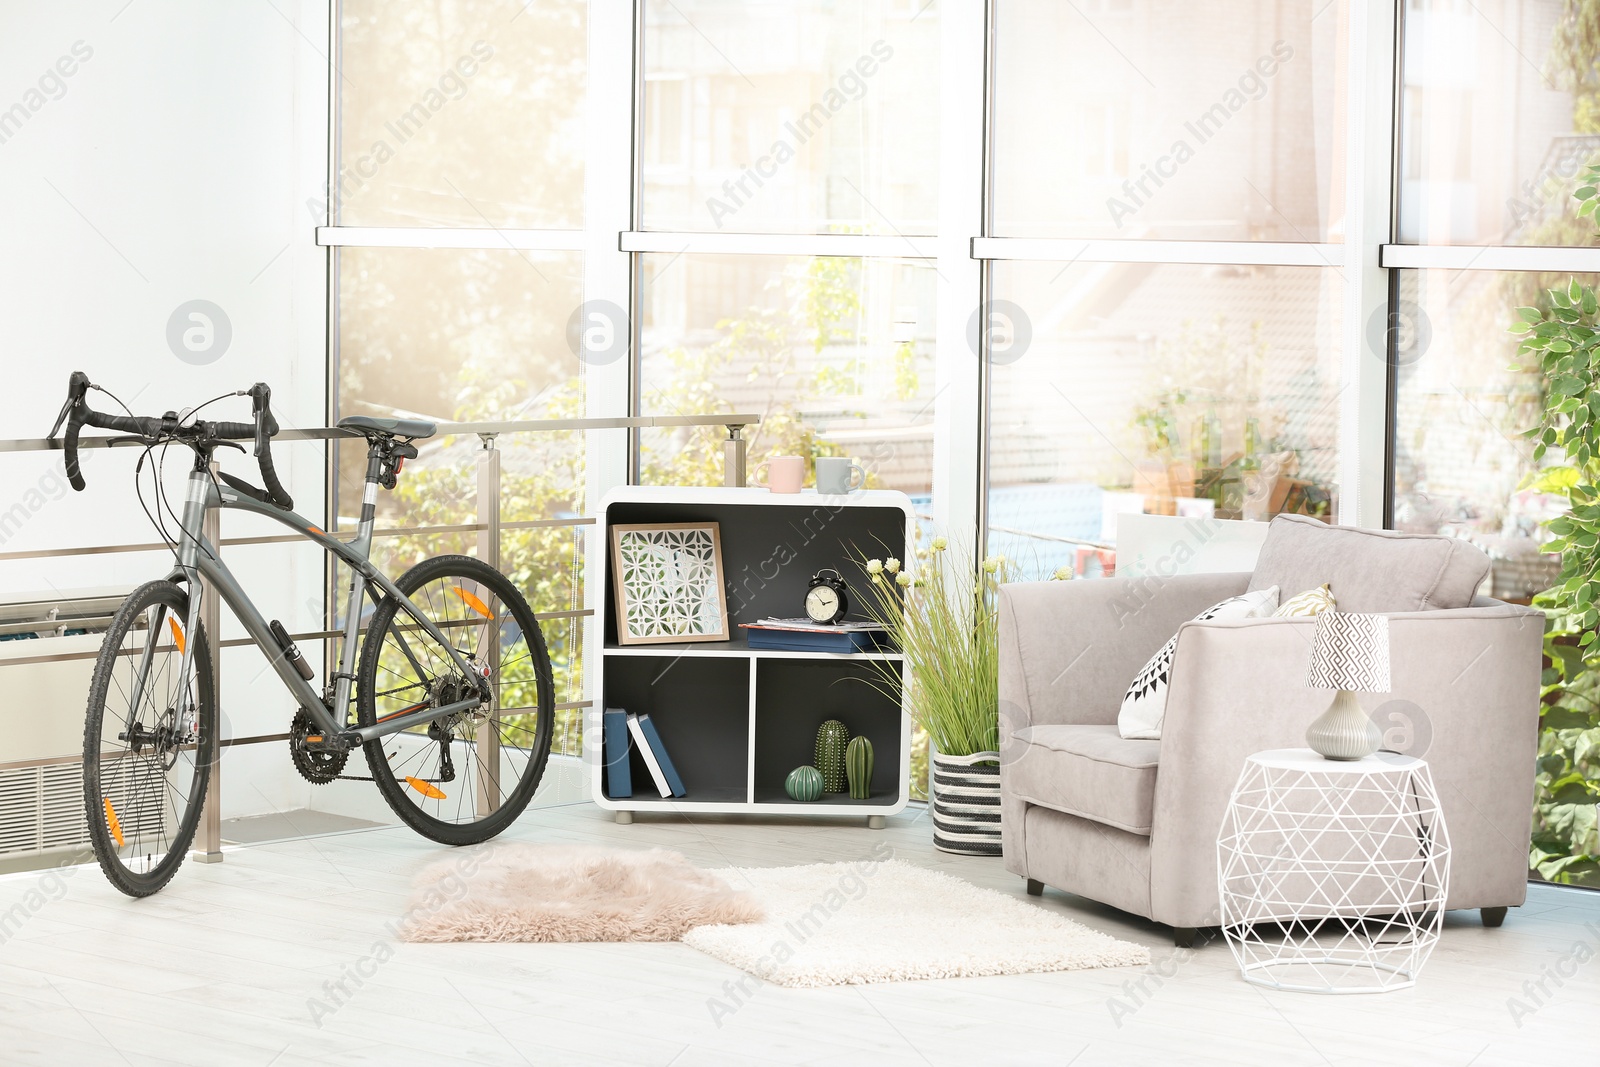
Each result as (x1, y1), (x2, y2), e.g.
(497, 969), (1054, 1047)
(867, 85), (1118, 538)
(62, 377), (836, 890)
(590, 486), (914, 822)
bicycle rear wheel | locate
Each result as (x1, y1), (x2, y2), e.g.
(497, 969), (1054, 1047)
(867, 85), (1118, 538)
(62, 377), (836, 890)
(83, 580), (216, 897)
(356, 554), (555, 845)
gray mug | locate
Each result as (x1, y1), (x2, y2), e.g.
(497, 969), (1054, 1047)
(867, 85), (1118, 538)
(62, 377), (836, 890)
(815, 456), (866, 495)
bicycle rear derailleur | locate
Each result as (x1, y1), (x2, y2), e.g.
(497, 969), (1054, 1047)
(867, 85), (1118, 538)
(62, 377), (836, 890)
(289, 708), (351, 785)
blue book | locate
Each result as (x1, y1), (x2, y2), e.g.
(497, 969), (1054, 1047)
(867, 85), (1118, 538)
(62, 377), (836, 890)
(635, 713), (686, 797)
(603, 708), (632, 799)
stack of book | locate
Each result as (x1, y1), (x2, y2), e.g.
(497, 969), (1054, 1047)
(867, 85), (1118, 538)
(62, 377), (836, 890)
(739, 618), (889, 654)
(603, 708), (686, 799)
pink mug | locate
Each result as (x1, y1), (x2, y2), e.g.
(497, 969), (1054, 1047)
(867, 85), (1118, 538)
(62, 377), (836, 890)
(751, 455), (805, 493)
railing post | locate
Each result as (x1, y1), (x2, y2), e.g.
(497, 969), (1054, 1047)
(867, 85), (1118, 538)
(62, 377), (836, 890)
(475, 433), (502, 815)
(196, 465), (224, 863)
(723, 424), (748, 488)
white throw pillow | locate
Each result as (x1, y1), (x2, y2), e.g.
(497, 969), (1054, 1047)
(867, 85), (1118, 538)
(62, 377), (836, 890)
(1116, 587), (1279, 740)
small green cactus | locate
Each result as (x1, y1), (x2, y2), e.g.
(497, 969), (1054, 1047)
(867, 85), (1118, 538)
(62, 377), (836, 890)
(785, 764), (824, 802)
(846, 736), (874, 800)
(815, 720), (850, 793)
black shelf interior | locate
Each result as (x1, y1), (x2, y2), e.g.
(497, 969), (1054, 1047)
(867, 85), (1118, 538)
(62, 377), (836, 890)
(602, 498), (907, 645)
(752, 658), (902, 804)
(601, 656), (749, 801)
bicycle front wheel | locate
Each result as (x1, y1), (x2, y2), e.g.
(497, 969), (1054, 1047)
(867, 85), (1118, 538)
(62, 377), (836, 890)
(356, 554), (555, 845)
(83, 580), (216, 897)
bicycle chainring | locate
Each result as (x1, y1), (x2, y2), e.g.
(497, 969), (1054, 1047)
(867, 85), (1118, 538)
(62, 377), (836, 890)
(289, 708), (350, 785)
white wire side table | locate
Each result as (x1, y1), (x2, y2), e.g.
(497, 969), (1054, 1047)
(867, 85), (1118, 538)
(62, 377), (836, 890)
(1217, 749), (1450, 994)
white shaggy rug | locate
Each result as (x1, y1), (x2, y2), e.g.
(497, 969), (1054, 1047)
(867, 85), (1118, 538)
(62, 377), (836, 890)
(683, 859), (1148, 987)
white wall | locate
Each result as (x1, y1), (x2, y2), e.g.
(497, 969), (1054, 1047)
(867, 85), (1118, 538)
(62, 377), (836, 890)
(0, 1), (331, 819)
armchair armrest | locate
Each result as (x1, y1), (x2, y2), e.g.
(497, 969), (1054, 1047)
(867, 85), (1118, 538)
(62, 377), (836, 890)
(998, 571), (1251, 731)
(1147, 602), (1545, 926)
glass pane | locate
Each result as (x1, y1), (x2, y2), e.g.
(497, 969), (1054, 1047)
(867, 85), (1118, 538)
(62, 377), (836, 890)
(336, 247), (586, 705)
(338, 0), (586, 227)
(1399, 0), (1597, 245)
(992, 0), (1347, 240)
(637, 253), (937, 500)
(1392, 268), (1600, 888)
(987, 261), (1342, 578)
(640, 1), (940, 234)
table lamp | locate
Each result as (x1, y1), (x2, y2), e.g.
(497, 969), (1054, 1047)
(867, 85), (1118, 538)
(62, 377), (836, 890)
(1304, 611), (1389, 761)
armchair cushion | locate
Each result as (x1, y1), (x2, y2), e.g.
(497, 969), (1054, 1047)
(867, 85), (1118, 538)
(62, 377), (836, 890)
(1247, 514), (1491, 612)
(1007, 724), (1161, 836)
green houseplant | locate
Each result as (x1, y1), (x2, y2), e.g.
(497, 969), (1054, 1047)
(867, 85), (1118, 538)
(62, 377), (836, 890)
(856, 539), (1069, 855)
(1506, 164), (1600, 885)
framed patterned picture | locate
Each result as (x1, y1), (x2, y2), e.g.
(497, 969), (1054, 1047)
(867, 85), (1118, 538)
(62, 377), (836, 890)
(609, 522), (730, 645)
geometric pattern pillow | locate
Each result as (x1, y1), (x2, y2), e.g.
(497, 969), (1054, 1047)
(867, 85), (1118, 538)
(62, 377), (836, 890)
(1273, 583), (1336, 618)
(1117, 586), (1280, 741)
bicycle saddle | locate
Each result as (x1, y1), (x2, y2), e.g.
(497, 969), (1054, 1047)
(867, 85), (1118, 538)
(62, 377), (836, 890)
(337, 415), (436, 440)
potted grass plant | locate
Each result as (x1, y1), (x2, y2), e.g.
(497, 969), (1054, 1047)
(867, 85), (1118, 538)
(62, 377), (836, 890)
(857, 538), (1069, 856)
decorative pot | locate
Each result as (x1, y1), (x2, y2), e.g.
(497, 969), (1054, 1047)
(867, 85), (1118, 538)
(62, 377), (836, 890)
(929, 749), (1002, 856)
(785, 765), (824, 801)
(815, 720), (850, 793)
(845, 736), (874, 800)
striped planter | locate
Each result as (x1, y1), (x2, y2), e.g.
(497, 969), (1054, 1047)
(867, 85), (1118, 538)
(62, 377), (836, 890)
(930, 750), (1003, 856)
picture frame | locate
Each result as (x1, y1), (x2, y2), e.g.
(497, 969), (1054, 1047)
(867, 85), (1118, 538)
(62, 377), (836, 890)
(609, 521), (730, 645)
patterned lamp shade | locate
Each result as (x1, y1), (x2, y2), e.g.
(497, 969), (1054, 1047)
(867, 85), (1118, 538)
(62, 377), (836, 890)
(1305, 612), (1391, 693)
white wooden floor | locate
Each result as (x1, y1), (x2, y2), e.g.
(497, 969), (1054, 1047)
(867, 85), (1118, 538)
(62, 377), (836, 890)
(0, 799), (1593, 1066)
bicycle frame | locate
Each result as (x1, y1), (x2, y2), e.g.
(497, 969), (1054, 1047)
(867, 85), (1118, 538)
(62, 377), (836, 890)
(138, 464), (486, 744)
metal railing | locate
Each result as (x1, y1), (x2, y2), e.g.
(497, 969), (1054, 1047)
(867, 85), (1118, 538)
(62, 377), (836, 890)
(0, 411), (757, 857)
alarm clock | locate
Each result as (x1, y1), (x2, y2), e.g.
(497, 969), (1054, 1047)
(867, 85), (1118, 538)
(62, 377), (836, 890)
(804, 569), (849, 624)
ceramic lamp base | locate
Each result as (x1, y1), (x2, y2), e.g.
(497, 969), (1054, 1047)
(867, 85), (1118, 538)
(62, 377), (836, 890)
(1305, 689), (1381, 761)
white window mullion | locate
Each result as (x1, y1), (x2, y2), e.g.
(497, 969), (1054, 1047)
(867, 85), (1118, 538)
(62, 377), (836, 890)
(1339, 0), (1399, 530)
(933, 0), (987, 547)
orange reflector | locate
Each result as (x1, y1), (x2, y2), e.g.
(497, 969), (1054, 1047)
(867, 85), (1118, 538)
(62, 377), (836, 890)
(405, 777), (447, 800)
(168, 618), (185, 654)
(103, 797), (125, 847)
(305, 735), (322, 744)
(452, 587), (493, 619)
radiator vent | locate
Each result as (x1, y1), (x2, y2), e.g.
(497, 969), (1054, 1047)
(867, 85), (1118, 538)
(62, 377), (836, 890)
(0, 761), (167, 856)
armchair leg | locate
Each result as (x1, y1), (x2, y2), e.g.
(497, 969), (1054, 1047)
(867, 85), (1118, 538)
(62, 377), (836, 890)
(1172, 927), (1198, 949)
(1481, 907), (1508, 928)
(1025, 878), (1044, 896)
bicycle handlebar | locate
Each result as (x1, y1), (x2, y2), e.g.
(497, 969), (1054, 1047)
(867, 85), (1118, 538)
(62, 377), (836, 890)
(48, 372), (294, 511)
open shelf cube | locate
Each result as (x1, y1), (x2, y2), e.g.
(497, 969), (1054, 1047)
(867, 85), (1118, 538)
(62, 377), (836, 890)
(592, 486), (913, 822)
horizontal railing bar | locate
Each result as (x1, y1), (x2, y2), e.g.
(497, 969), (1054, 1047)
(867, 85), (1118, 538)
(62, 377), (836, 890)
(0, 700), (595, 771)
(987, 523), (1115, 550)
(0, 609), (593, 665)
(0, 413), (758, 454)
(0, 517), (593, 563)
(621, 230), (935, 259)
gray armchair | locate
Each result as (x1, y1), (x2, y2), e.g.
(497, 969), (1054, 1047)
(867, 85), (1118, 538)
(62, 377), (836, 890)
(997, 516), (1545, 946)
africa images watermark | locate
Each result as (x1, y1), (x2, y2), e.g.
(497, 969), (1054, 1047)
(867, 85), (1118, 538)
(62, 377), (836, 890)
(0, 40), (94, 148)
(1505, 918), (1600, 1028)
(0, 855), (79, 947)
(305, 40), (495, 222)
(703, 39), (895, 228)
(305, 843), (495, 1028)
(1105, 40), (1295, 229)
(705, 840), (895, 1027)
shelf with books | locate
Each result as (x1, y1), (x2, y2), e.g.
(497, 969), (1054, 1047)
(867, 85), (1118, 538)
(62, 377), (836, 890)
(592, 486), (913, 825)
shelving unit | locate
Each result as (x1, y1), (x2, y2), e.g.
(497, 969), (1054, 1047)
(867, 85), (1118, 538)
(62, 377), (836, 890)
(592, 486), (914, 825)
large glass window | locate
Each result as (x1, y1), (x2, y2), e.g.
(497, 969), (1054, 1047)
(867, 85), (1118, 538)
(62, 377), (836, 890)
(988, 262), (1342, 574)
(638, 253), (936, 496)
(1398, 0), (1595, 245)
(640, 0), (940, 233)
(1394, 0), (1600, 888)
(991, 0), (1348, 240)
(337, 0), (587, 227)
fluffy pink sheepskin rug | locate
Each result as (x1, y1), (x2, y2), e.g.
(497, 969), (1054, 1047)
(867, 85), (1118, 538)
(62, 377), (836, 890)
(400, 843), (763, 943)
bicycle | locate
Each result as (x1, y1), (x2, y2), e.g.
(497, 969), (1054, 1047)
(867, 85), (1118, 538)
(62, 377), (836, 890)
(48, 372), (555, 897)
